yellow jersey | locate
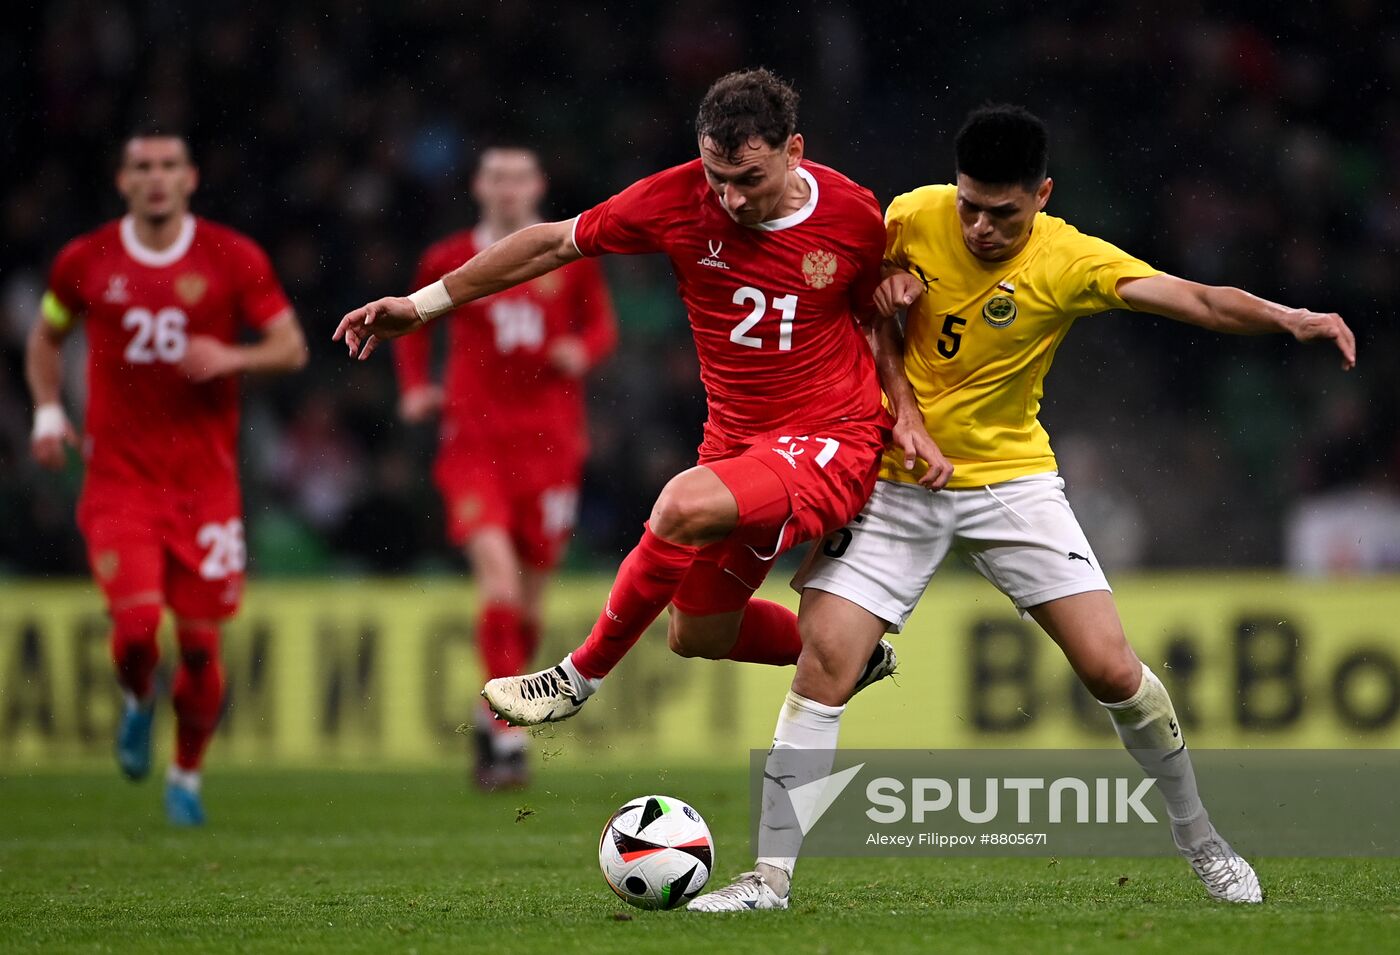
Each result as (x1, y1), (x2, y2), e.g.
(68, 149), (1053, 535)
(882, 184), (1160, 489)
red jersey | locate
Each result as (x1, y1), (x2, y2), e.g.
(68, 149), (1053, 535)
(572, 159), (889, 456)
(45, 214), (291, 491)
(395, 226), (617, 463)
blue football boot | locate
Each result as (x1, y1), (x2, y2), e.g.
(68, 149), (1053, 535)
(115, 699), (155, 781)
(164, 777), (206, 827)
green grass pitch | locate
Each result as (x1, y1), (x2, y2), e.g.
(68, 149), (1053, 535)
(3, 767), (1398, 954)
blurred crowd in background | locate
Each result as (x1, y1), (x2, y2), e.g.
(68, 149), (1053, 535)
(2, 0), (1398, 578)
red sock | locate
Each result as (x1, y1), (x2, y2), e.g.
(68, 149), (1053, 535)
(172, 622), (225, 771)
(570, 524), (699, 680)
(518, 619), (541, 667)
(724, 598), (803, 666)
(478, 603), (526, 680)
(111, 603), (162, 699)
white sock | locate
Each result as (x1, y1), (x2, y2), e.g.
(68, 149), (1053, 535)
(166, 765), (201, 794)
(558, 653), (602, 700)
(123, 690), (153, 711)
(1101, 663), (1212, 850)
(477, 700), (527, 756)
(754, 690), (845, 896)
(491, 726), (527, 758)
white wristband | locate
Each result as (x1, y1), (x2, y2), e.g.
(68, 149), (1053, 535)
(407, 279), (455, 323)
(33, 403), (68, 441)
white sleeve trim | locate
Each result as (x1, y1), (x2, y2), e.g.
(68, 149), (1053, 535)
(569, 215), (585, 256)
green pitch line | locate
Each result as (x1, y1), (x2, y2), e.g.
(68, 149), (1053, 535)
(1, 769), (1397, 954)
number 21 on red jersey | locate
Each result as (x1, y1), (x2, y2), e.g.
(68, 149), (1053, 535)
(730, 286), (797, 351)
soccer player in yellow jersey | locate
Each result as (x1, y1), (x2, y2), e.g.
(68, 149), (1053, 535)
(692, 105), (1355, 912)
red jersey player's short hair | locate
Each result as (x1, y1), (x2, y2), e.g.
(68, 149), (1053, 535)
(119, 126), (192, 166)
(695, 67), (799, 159)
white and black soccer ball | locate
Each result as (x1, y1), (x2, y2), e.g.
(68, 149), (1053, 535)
(598, 794), (714, 910)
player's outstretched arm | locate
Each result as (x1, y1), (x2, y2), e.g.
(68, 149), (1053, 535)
(1119, 273), (1356, 370)
(24, 318), (79, 470)
(870, 310), (953, 490)
(334, 219), (583, 360)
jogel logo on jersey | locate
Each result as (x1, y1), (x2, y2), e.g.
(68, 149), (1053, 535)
(982, 294), (1017, 328)
(802, 250), (838, 289)
(698, 240), (729, 270)
(176, 273), (208, 306)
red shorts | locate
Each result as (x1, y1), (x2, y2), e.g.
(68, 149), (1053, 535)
(671, 418), (888, 615)
(433, 442), (582, 569)
(77, 479), (246, 620)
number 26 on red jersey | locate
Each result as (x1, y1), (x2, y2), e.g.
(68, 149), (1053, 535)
(730, 286), (797, 351)
(122, 306), (188, 364)
(197, 519), (246, 580)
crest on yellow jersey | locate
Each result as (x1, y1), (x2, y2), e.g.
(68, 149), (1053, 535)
(802, 250), (838, 289)
(982, 294), (1017, 328)
(175, 272), (208, 306)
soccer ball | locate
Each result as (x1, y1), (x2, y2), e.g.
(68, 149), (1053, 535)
(598, 794), (714, 910)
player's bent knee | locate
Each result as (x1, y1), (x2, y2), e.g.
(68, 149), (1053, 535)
(111, 603), (162, 671)
(650, 474), (733, 544)
(667, 627), (701, 658)
(1085, 652), (1143, 704)
(651, 494), (711, 541)
(794, 633), (863, 700)
(665, 628), (720, 660)
(666, 613), (735, 660)
(175, 621), (221, 672)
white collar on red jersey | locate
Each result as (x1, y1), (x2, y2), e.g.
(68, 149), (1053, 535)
(749, 166), (819, 232)
(120, 214), (196, 268)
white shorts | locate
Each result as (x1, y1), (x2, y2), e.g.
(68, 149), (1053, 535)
(792, 473), (1111, 632)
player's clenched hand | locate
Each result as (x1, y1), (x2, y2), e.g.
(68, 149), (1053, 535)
(873, 270), (925, 319)
(398, 384), (444, 423)
(333, 296), (420, 360)
(30, 405), (77, 471)
(1289, 309), (1357, 370)
(893, 412), (953, 490)
(179, 335), (245, 382)
(547, 336), (590, 378)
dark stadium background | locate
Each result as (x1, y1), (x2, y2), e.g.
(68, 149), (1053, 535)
(2, 1), (1397, 577)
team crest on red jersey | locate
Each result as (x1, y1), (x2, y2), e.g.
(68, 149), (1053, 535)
(802, 250), (838, 289)
(102, 274), (130, 304)
(175, 272), (208, 306)
(455, 494), (483, 525)
(94, 549), (119, 582)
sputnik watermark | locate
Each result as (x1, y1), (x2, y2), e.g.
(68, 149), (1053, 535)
(864, 776), (1158, 825)
(750, 749), (1400, 858)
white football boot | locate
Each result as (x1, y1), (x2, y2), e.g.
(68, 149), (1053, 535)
(482, 664), (586, 726)
(687, 871), (790, 912)
(1182, 828), (1263, 903)
(850, 639), (897, 697)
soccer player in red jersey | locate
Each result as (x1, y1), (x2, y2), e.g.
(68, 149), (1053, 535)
(26, 132), (307, 825)
(395, 146), (617, 788)
(338, 69), (951, 726)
